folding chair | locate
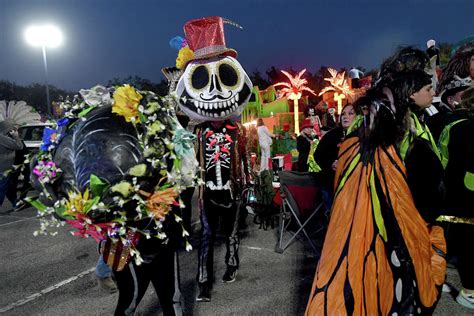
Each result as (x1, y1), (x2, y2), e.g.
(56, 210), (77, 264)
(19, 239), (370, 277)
(275, 171), (326, 256)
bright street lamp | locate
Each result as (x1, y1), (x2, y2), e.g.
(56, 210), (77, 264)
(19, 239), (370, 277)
(25, 24), (63, 116)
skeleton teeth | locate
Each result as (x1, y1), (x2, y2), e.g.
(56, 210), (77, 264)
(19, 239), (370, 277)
(214, 103), (218, 109)
(218, 102), (223, 109)
(194, 100), (199, 108)
(225, 109), (230, 115)
(235, 94), (239, 102)
(221, 111), (225, 116)
(213, 113), (218, 118)
(197, 109), (202, 115)
(227, 100), (231, 107)
(203, 103), (208, 110)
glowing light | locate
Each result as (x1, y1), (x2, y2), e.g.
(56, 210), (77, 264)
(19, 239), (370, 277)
(318, 68), (354, 114)
(334, 92), (346, 116)
(243, 120), (257, 128)
(274, 69), (316, 134)
(25, 24), (63, 48)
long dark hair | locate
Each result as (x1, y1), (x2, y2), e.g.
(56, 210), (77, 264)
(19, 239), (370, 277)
(377, 47), (429, 86)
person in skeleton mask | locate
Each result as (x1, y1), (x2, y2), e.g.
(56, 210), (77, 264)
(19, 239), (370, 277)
(174, 16), (253, 302)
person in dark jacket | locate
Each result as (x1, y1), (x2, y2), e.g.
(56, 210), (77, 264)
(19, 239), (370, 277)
(313, 104), (356, 209)
(0, 120), (24, 207)
(296, 118), (316, 172)
(437, 87), (474, 310)
(427, 76), (471, 142)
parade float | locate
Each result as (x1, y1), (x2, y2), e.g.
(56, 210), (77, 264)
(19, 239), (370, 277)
(240, 67), (370, 169)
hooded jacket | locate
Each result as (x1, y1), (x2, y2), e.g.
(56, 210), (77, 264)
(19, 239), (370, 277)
(0, 120), (24, 176)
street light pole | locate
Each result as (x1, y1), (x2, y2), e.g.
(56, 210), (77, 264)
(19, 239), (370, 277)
(41, 46), (52, 116)
(24, 24), (63, 118)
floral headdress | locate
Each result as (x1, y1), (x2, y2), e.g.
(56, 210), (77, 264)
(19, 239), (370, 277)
(27, 84), (199, 264)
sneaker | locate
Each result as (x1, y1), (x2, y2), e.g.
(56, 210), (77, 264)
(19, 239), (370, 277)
(456, 289), (474, 310)
(246, 205), (255, 215)
(196, 283), (211, 302)
(97, 276), (118, 294)
(222, 266), (237, 283)
(442, 283), (451, 293)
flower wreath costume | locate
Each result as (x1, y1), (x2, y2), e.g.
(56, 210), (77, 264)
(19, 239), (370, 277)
(29, 84), (198, 268)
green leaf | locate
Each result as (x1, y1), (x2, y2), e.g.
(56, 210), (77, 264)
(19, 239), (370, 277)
(56, 206), (73, 219)
(90, 174), (107, 197)
(28, 198), (47, 212)
(78, 106), (96, 118)
(84, 196), (100, 213)
(140, 112), (147, 124)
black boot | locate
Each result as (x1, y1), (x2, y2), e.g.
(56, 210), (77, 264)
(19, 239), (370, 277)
(196, 282), (211, 302)
(222, 266), (237, 283)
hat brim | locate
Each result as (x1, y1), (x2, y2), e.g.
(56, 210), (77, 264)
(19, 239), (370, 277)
(440, 86), (469, 104)
(192, 48), (237, 61)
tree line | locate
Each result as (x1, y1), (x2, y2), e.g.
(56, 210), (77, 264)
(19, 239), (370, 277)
(0, 41), (453, 115)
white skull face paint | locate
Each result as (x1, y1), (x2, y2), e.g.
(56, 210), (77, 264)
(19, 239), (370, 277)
(176, 56), (253, 121)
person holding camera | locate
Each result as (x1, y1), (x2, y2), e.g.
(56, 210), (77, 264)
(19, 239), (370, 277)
(0, 120), (24, 207)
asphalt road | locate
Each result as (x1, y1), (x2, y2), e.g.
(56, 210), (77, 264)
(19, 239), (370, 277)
(0, 197), (472, 315)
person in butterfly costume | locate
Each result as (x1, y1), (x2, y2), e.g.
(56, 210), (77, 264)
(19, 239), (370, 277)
(306, 48), (446, 315)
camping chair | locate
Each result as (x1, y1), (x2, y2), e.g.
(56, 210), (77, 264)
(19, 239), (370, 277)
(275, 171), (326, 256)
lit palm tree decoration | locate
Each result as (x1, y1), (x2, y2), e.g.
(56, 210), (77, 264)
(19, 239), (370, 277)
(318, 68), (354, 115)
(274, 69), (316, 134)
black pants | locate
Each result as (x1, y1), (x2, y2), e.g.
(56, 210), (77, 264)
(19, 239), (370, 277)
(197, 190), (240, 285)
(179, 187), (195, 234)
(449, 223), (474, 289)
(114, 245), (180, 316)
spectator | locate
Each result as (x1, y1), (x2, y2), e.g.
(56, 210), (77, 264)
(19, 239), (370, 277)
(296, 118), (316, 172)
(0, 120), (24, 207)
(437, 87), (474, 310)
(313, 104), (356, 209)
(256, 118), (275, 171)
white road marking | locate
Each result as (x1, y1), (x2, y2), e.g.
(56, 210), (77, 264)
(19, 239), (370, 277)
(0, 267), (95, 313)
(0, 216), (36, 227)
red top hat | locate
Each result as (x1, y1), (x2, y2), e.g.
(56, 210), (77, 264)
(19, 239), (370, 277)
(184, 16), (238, 60)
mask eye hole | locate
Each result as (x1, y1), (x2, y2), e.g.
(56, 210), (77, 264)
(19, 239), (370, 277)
(191, 65), (209, 90)
(218, 63), (239, 87)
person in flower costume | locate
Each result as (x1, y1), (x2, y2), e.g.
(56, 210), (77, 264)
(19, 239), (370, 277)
(29, 84), (198, 315)
(171, 16), (253, 302)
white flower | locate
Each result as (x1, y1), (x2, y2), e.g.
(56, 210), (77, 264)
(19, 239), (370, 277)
(185, 241), (193, 251)
(79, 85), (112, 107)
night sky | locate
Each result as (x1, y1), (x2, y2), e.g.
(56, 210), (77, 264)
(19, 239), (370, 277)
(1, 0), (473, 91)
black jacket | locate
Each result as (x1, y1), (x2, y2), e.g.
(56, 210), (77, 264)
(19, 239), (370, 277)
(441, 112), (474, 218)
(314, 127), (344, 190)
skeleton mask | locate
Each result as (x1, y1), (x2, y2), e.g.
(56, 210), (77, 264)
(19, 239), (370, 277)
(176, 56), (253, 121)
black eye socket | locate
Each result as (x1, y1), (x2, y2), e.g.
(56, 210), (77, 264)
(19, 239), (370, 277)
(191, 66), (209, 90)
(219, 63), (238, 87)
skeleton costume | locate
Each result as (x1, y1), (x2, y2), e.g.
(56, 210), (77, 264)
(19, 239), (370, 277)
(173, 16), (253, 301)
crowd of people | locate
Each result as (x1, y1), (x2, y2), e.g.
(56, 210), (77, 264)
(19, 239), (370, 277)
(1, 15), (473, 315)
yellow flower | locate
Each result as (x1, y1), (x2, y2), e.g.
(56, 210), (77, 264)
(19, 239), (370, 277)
(128, 164), (147, 177)
(111, 181), (133, 197)
(176, 47), (194, 70)
(64, 189), (91, 217)
(112, 85), (142, 123)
